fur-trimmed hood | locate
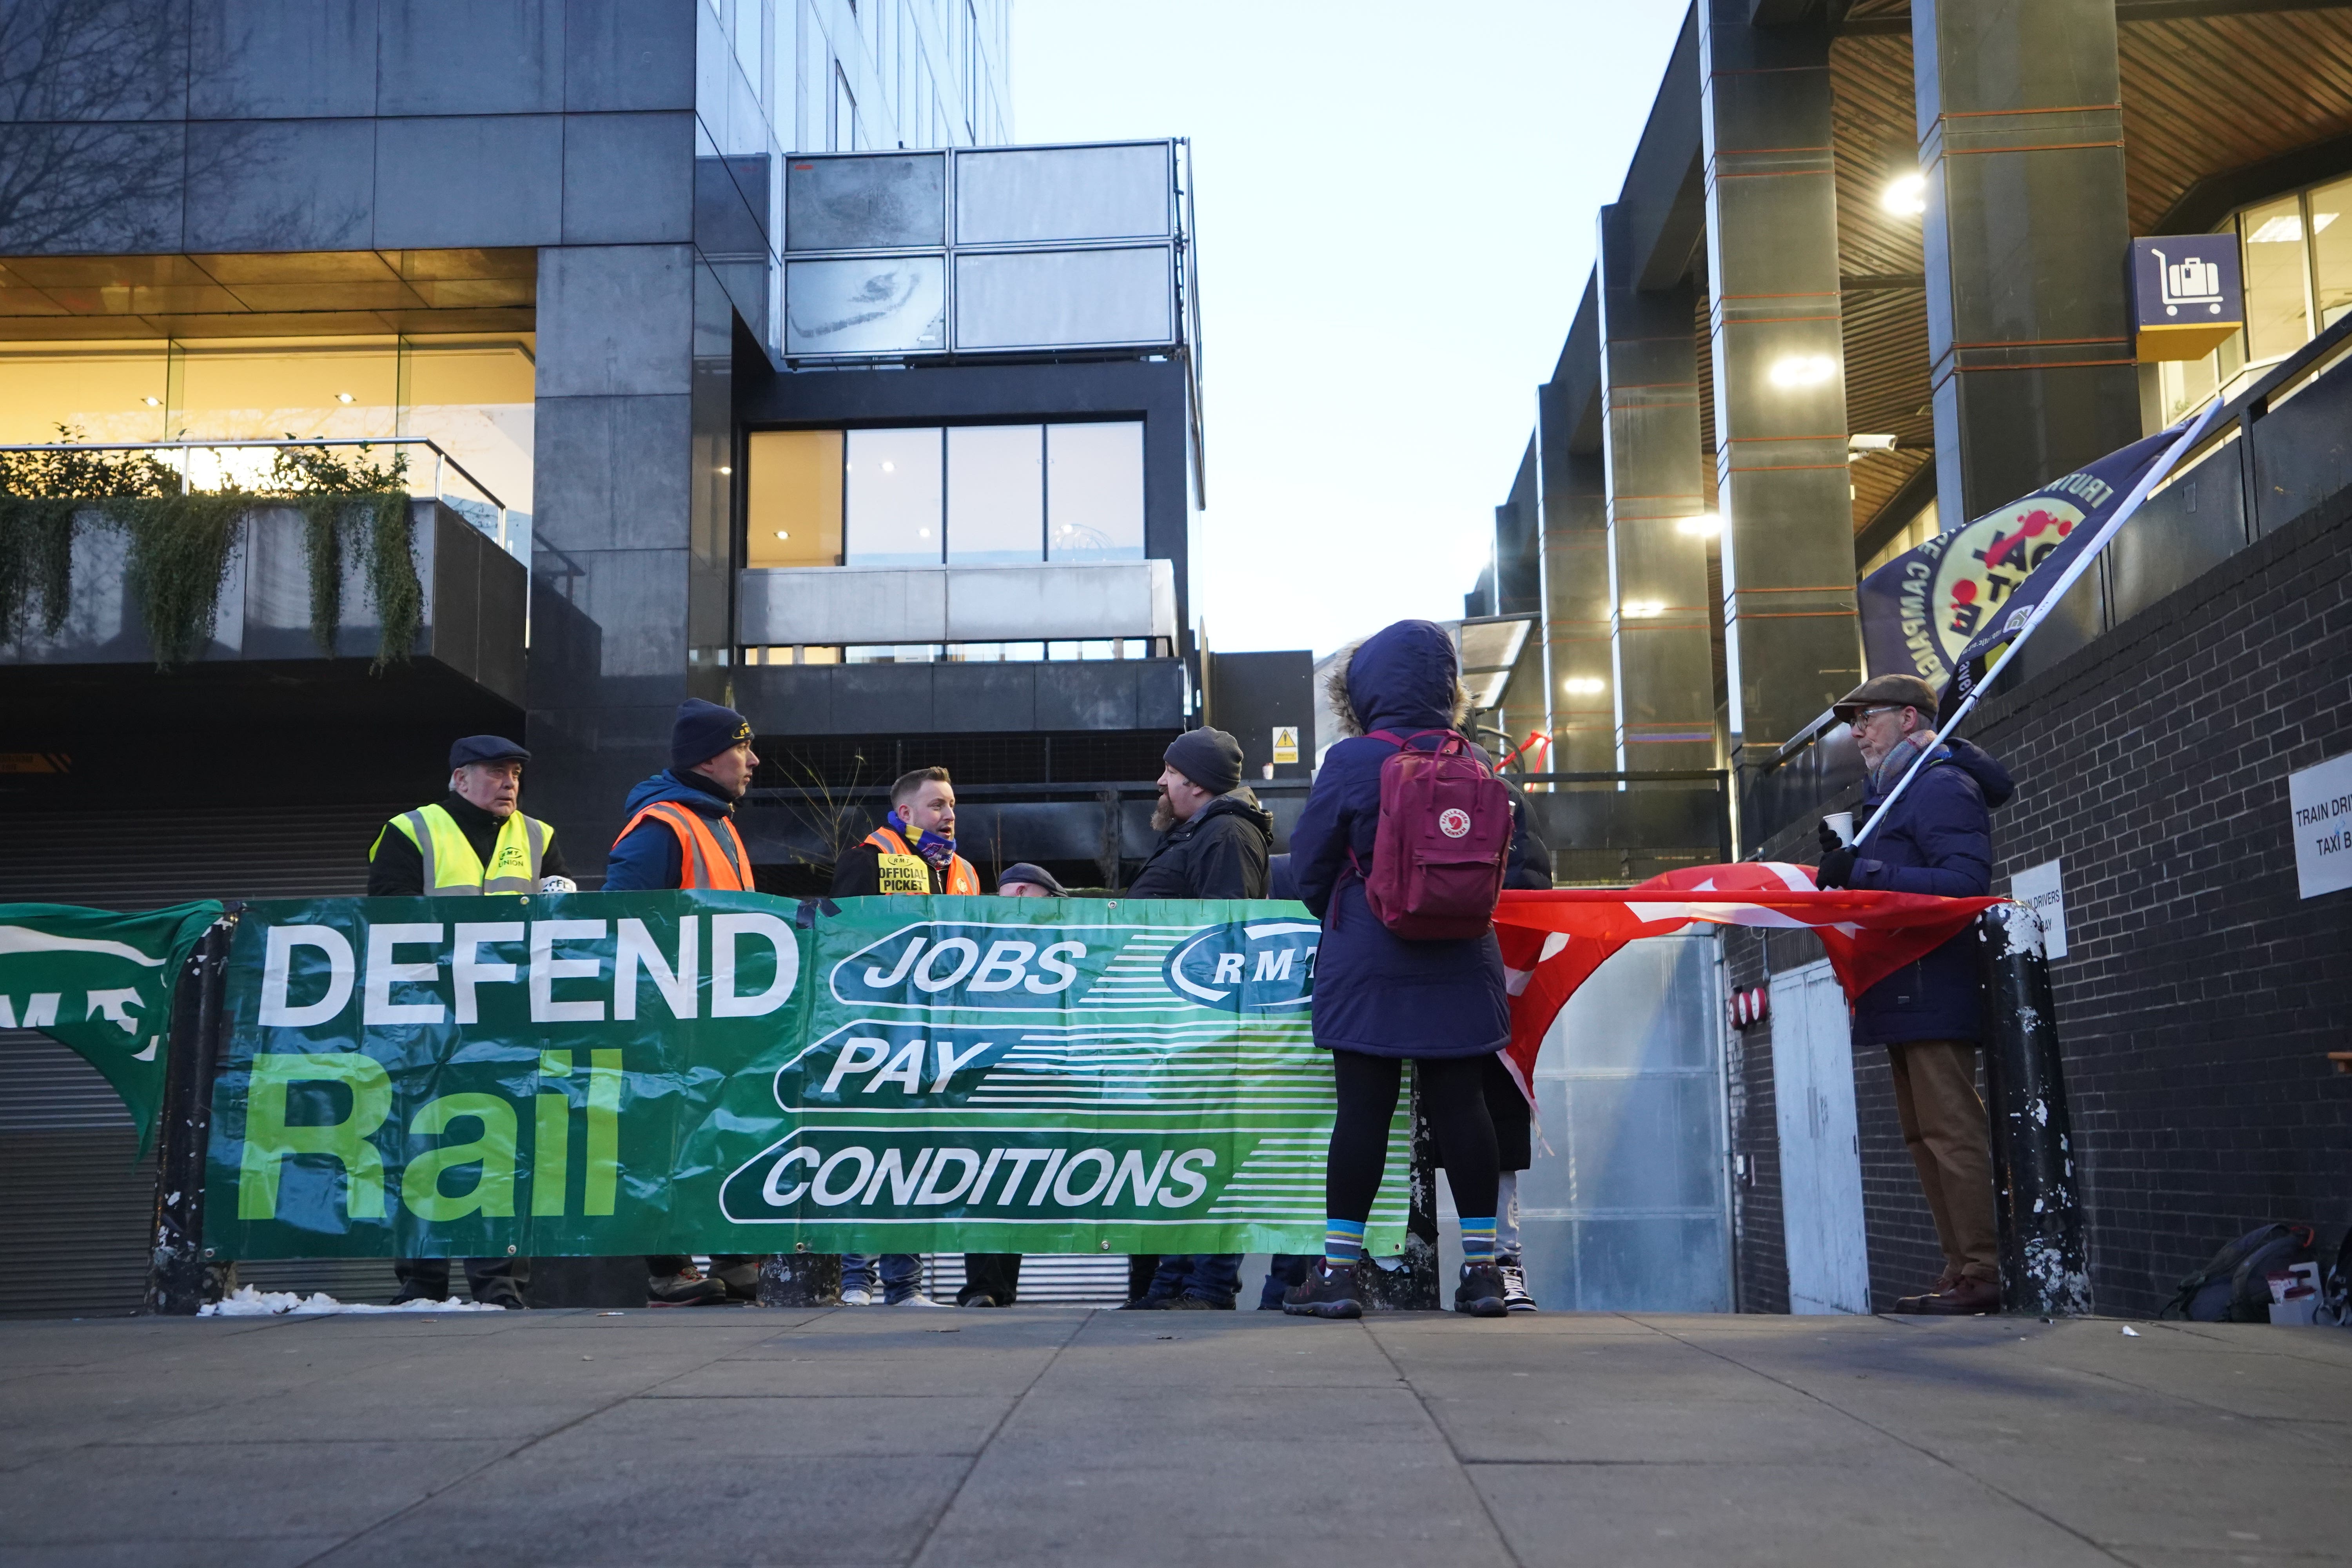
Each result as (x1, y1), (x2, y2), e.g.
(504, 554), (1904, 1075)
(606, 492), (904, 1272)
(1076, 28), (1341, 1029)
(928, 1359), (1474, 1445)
(1324, 620), (1470, 738)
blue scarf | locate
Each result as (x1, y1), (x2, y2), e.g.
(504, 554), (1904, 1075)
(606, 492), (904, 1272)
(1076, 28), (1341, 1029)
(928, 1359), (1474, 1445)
(886, 807), (957, 869)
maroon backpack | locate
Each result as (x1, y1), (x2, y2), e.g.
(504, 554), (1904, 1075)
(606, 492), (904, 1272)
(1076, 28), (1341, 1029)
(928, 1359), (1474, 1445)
(1348, 729), (1512, 939)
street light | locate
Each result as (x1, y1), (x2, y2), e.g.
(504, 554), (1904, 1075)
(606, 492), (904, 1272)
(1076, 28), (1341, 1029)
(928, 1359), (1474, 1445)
(1768, 354), (1837, 388)
(1881, 172), (1926, 215)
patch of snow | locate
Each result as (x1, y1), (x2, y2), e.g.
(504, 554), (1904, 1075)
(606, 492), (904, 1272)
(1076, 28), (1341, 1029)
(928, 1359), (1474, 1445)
(198, 1285), (508, 1317)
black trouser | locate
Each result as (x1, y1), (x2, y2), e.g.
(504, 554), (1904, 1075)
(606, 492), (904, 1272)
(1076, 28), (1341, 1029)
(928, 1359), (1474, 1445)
(961, 1253), (1021, 1305)
(1127, 1255), (1160, 1302)
(1326, 1051), (1499, 1227)
(394, 1256), (525, 1304)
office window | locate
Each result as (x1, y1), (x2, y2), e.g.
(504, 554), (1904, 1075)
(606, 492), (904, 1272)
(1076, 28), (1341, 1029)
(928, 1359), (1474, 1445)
(2312, 175), (2352, 331)
(1047, 422), (1145, 561)
(746, 429), (844, 566)
(946, 425), (1042, 563)
(833, 64), (857, 152)
(2240, 193), (2311, 362)
(844, 427), (943, 564)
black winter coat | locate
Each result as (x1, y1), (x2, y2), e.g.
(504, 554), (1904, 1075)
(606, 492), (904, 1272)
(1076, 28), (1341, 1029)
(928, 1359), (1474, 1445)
(1846, 737), (2014, 1047)
(1290, 620), (1511, 1060)
(1124, 791), (1272, 899)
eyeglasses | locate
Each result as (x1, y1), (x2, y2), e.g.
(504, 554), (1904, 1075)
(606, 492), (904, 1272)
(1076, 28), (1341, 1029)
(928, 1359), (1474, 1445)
(1850, 705), (1906, 724)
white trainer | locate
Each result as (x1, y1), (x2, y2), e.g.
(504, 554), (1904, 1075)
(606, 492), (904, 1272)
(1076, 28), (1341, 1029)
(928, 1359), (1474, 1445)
(838, 1286), (873, 1306)
(887, 1291), (947, 1307)
(1499, 1257), (1539, 1314)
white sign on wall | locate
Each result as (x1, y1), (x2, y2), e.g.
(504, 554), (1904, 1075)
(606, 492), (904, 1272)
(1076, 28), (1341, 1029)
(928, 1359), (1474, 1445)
(2008, 859), (2068, 958)
(2288, 751), (2352, 900)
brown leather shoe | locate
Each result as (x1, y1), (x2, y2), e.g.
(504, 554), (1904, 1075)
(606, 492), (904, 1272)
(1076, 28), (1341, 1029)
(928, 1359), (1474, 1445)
(1918, 1275), (2000, 1315)
(1895, 1267), (1963, 1313)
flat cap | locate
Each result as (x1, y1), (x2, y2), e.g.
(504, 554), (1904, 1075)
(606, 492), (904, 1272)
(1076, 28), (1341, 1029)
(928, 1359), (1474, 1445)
(450, 735), (530, 768)
(1831, 673), (1943, 724)
(997, 862), (1066, 895)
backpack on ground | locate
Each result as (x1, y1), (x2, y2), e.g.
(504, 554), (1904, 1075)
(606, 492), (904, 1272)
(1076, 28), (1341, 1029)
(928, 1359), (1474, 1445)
(1348, 728), (1511, 940)
(2159, 1223), (2316, 1322)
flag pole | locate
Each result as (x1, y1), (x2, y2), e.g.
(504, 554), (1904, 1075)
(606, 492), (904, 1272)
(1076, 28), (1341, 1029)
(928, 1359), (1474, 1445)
(1855, 394), (2227, 848)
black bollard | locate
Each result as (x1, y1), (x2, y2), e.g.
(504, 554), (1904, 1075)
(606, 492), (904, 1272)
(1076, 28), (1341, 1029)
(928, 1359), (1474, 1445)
(144, 911), (238, 1316)
(1978, 902), (2092, 1316)
(760, 1248), (843, 1307)
(1354, 1066), (1441, 1311)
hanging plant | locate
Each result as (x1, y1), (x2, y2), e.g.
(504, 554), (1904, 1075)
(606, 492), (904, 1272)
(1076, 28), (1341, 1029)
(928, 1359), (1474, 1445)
(0, 430), (418, 671)
(114, 490), (249, 667)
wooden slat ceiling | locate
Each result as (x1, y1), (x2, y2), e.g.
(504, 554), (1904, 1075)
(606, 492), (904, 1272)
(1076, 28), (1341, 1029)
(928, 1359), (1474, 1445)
(1822, 3), (2352, 540)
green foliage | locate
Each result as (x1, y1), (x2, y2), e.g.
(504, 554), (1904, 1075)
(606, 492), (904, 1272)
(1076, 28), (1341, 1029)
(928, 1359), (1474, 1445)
(0, 430), (420, 670)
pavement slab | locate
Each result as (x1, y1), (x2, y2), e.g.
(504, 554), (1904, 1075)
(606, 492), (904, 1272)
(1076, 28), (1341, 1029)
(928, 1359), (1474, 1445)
(0, 1308), (2343, 1566)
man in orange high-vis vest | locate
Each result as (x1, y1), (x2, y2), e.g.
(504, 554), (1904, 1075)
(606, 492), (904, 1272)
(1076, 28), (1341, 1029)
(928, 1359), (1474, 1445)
(831, 766), (981, 897)
(823, 765), (979, 1309)
(606, 699), (763, 1306)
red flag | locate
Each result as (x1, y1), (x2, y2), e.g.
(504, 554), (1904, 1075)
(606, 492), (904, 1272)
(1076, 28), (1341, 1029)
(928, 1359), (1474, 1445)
(1490, 863), (2003, 1102)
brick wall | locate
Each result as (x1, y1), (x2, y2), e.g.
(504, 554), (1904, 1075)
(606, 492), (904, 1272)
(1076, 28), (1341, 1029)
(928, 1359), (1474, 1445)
(1729, 485), (2352, 1316)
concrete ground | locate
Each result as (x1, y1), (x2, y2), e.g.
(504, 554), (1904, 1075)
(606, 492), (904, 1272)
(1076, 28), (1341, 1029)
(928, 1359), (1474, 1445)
(1, 1307), (2347, 1567)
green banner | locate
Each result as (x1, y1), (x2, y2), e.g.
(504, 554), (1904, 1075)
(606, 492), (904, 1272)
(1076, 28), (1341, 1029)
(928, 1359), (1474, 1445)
(203, 892), (1405, 1259)
(0, 900), (222, 1156)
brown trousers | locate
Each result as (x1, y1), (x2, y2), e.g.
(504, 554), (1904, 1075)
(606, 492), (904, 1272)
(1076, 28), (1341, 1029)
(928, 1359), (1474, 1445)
(1885, 1040), (1998, 1283)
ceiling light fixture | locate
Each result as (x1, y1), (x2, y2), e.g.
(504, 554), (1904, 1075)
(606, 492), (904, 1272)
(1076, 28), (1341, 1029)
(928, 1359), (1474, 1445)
(1676, 514), (1721, 538)
(1622, 600), (1665, 619)
(335, 392), (354, 403)
(142, 396), (161, 407)
(717, 465), (732, 475)
(774, 530), (790, 540)
(1562, 676), (1606, 695)
(1769, 354), (1837, 389)
(1880, 172), (1926, 216)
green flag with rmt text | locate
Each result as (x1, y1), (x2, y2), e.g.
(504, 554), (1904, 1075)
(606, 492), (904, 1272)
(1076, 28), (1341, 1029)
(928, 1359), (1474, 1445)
(0, 900), (223, 1157)
(203, 891), (1407, 1260)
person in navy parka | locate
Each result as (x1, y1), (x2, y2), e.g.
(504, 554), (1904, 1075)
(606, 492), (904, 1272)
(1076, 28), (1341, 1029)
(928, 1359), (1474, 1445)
(1815, 673), (2015, 1316)
(1280, 620), (1512, 1320)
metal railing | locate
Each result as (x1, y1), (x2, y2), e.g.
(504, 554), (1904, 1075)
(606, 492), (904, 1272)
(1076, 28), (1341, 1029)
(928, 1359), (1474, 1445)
(0, 435), (518, 556)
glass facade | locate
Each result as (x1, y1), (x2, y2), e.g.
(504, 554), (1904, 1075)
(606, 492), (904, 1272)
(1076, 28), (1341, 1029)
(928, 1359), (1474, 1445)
(2150, 174), (2352, 426)
(696, 0), (1014, 367)
(746, 420), (1145, 569)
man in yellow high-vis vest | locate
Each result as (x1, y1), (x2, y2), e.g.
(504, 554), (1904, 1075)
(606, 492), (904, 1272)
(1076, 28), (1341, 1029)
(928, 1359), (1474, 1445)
(368, 735), (569, 899)
(368, 734), (570, 1308)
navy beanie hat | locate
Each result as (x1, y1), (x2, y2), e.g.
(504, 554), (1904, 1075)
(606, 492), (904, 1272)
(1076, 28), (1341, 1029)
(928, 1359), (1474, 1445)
(1165, 727), (1243, 796)
(671, 698), (753, 770)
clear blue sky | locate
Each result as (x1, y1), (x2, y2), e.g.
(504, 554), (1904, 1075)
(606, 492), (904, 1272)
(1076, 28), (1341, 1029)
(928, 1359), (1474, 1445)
(1011, 0), (1690, 656)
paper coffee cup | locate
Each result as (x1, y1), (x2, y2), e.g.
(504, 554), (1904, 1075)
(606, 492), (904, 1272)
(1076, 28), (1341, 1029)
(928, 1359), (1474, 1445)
(1822, 811), (1855, 847)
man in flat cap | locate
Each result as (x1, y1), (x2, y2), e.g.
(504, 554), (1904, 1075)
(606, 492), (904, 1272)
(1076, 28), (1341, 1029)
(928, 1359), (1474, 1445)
(606, 699), (764, 1306)
(1123, 728), (1273, 1310)
(1815, 674), (2014, 1316)
(368, 735), (570, 1308)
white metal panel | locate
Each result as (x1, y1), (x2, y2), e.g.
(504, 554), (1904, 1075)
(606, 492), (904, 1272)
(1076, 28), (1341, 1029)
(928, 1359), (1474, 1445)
(738, 561), (1173, 646)
(952, 247), (1175, 351)
(1769, 959), (1871, 1314)
(953, 143), (1172, 244)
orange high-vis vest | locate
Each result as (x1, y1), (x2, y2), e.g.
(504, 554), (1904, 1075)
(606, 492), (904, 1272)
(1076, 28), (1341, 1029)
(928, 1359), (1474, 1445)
(863, 825), (981, 895)
(612, 801), (751, 891)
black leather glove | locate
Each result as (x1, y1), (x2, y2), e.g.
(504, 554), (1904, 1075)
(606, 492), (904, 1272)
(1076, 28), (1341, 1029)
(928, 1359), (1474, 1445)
(1816, 819), (1846, 857)
(1815, 846), (1857, 889)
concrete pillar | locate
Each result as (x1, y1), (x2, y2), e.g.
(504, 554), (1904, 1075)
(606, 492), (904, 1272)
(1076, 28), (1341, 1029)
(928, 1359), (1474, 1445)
(1597, 205), (1717, 774)
(1698, 0), (1860, 758)
(1913, 0), (2141, 523)
(526, 242), (702, 879)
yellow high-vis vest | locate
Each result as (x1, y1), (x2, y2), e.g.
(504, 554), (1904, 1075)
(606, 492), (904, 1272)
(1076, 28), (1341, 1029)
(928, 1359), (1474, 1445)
(375, 804), (550, 895)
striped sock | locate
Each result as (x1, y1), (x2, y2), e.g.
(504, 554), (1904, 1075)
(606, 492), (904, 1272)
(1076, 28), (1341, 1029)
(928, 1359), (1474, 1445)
(1459, 1218), (1497, 1264)
(1323, 1218), (1366, 1265)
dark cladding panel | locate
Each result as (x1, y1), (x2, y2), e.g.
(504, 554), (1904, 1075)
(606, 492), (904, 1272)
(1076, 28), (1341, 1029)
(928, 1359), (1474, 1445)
(1207, 650), (1315, 782)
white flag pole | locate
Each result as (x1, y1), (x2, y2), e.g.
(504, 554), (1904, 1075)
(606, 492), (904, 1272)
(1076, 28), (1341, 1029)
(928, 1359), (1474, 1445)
(1854, 394), (2227, 848)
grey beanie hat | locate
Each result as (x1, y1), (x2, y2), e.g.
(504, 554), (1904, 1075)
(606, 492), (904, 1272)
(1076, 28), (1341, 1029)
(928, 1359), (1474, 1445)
(1165, 727), (1243, 796)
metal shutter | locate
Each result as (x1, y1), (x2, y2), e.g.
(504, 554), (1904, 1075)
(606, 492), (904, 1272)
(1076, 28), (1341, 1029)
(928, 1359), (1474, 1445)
(0, 803), (410, 1317)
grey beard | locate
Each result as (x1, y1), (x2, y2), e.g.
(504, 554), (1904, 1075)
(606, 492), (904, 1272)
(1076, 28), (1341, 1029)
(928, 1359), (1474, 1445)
(1867, 730), (1936, 794)
(1151, 793), (1176, 833)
